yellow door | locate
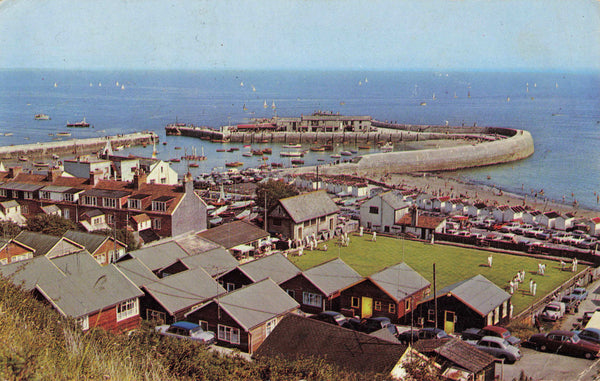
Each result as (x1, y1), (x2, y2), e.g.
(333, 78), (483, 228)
(361, 297), (373, 318)
(444, 311), (455, 334)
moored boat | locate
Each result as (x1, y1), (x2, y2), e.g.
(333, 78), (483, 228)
(283, 143), (302, 148)
(291, 159), (304, 165)
(358, 145), (371, 149)
(340, 151), (352, 156)
(66, 118), (90, 128)
(56, 132), (71, 137)
(33, 161), (49, 167)
(34, 114), (50, 120)
(261, 148), (272, 154)
(310, 146), (325, 151)
(189, 163), (199, 168)
(280, 151), (303, 157)
(330, 154), (341, 159)
(225, 161), (244, 168)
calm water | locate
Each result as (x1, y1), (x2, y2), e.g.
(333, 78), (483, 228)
(0, 69), (599, 210)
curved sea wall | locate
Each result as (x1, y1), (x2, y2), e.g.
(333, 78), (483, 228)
(288, 129), (534, 176)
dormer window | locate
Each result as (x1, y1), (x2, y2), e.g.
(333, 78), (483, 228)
(152, 201), (166, 212)
(64, 193), (74, 202)
(103, 197), (118, 209)
(82, 195), (97, 206)
(23, 191), (33, 200)
(40, 191), (51, 200)
(128, 199), (142, 210)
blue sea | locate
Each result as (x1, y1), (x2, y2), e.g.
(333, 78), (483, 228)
(0, 69), (599, 210)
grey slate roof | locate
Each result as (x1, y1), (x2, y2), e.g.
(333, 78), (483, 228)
(14, 231), (83, 257)
(190, 278), (299, 330)
(369, 262), (430, 301)
(128, 241), (189, 271)
(255, 314), (407, 376)
(63, 230), (114, 255)
(380, 191), (410, 210)
(0, 182), (43, 192)
(173, 234), (221, 255)
(196, 220), (269, 249)
(303, 258), (363, 297)
(143, 267), (226, 315)
(239, 253), (301, 284)
(179, 247), (238, 277)
(50, 250), (100, 275)
(278, 190), (339, 223)
(0, 256), (64, 291)
(35, 264), (144, 318)
(115, 258), (158, 287)
(437, 274), (510, 316)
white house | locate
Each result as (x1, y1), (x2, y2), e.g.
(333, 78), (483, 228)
(555, 213), (576, 231)
(0, 200), (26, 226)
(432, 196), (451, 212)
(522, 210), (542, 225)
(416, 194), (436, 211)
(504, 206), (526, 222)
(492, 205), (510, 223)
(360, 191), (410, 233)
(584, 217), (600, 237)
(465, 202), (488, 218)
(538, 211), (561, 229)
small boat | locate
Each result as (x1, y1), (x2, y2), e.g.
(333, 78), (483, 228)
(66, 118), (90, 128)
(19, 156), (28, 162)
(280, 151), (303, 157)
(261, 148), (272, 154)
(350, 149), (358, 154)
(33, 161), (49, 167)
(226, 161), (244, 167)
(252, 149), (264, 156)
(322, 145), (333, 151)
(34, 114), (50, 120)
(242, 152), (253, 157)
(56, 132), (71, 137)
(189, 163), (199, 168)
(52, 154), (60, 159)
(174, 146), (182, 150)
(170, 158), (181, 162)
(216, 148), (226, 152)
(227, 147), (239, 152)
(381, 142), (394, 152)
(330, 154), (341, 159)
(340, 151), (352, 156)
(162, 142), (167, 145)
(310, 146), (325, 151)
(420, 102), (427, 106)
(4, 133), (13, 136)
(271, 163), (283, 168)
(291, 159), (304, 165)
(263, 100), (268, 108)
(283, 144), (302, 148)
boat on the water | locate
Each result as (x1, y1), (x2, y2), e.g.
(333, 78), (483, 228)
(174, 146), (182, 150)
(358, 145), (371, 149)
(56, 132), (71, 137)
(66, 118), (90, 128)
(381, 142), (394, 152)
(19, 156), (28, 162)
(35, 114), (50, 120)
(188, 163), (199, 168)
(340, 151), (352, 156)
(280, 151), (303, 157)
(242, 152), (252, 157)
(283, 144), (302, 148)
(271, 163), (283, 168)
(170, 158), (181, 163)
(291, 159), (304, 165)
(33, 162), (49, 167)
(310, 146), (325, 151)
(330, 154), (341, 159)
(227, 147), (239, 152)
(262, 148), (272, 154)
(226, 161), (244, 168)
(216, 148), (226, 152)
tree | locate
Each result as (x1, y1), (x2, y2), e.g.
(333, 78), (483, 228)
(255, 179), (299, 211)
(0, 221), (22, 239)
(99, 228), (140, 252)
(26, 214), (78, 236)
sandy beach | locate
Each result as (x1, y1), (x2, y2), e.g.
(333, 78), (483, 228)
(388, 172), (599, 220)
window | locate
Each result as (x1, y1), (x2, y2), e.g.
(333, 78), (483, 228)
(41, 191), (51, 199)
(226, 283), (235, 292)
(21, 205), (28, 214)
(23, 191), (33, 200)
(374, 301), (382, 311)
(0, 189), (6, 197)
(103, 198), (118, 208)
(302, 292), (322, 308)
(161, 178), (166, 184)
(405, 298), (412, 311)
(82, 195), (97, 206)
(152, 218), (162, 230)
(350, 297), (360, 309)
(63, 209), (70, 219)
(0, 258), (7, 265)
(218, 325), (240, 344)
(286, 289), (295, 299)
(75, 315), (89, 330)
(94, 252), (107, 265)
(369, 206), (379, 214)
(107, 214), (114, 224)
(265, 318), (277, 336)
(128, 199), (142, 210)
(388, 303), (396, 314)
(152, 201), (166, 212)
(116, 298), (139, 322)
(427, 309), (435, 322)
(494, 306), (500, 324)
(146, 309), (166, 324)
(502, 301), (508, 318)
(64, 193), (74, 202)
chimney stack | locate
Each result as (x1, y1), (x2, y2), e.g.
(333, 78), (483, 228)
(8, 166), (22, 179)
(183, 172), (194, 194)
(133, 169), (147, 190)
(411, 204), (419, 227)
(46, 167), (62, 182)
(89, 170), (102, 186)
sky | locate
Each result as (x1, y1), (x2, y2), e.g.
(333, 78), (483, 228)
(0, 0), (598, 71)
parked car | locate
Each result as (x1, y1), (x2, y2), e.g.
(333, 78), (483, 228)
(349, 316), (398, 336)
(573, 328), (600, 345)
(155, 321), (215, 344)
(528, 330), (600, 359)
(465, 336), (522, 363)
(561, 295), (580, 314)
(398, 327), (449, 344)
(461, 325), (521, 346)
(540, 301), (566, 321)
(570, 287), (589, 302)
(310, 311), (353, 328)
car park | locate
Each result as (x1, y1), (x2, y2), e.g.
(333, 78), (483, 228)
(461, 325), (521, 346)
(398, 327), (449, 344)
(528, 330), (600, 359)
(310, 311), (353, 328)
(540, 301), (566, 321)
(465, 336), (522, 363)
(350, 316), (398, 336)
(155, 321), (215, 344)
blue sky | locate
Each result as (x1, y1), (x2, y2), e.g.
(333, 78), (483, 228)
(1, 0), (598, 71)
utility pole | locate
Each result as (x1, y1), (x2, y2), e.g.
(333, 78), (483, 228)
(433, 263), (438, 330)
(264, 192), (267, 232)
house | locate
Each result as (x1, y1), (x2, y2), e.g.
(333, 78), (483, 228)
(415, 193), (436, 211)
(492, 205), (510, 222)
(394, 207), (446, 240)
(0, 238), (34, 265)
(14, 231), (84, 259)
(196, 220), (270, 259)
(140, 267), (226, 324)
(538, 211), (561, 229)
(504, 205), (526, 222)
(416, 274), (512, 334)
(1, 251), (144, 332)
(185, 278), (300, 354)
(267, 190), (339, 242)
(555, 213), (576, 231)
(63, 158), (112, 180)
(159, 247), (239, 278)
(126, 241), (190, 275)
(0, 168), (207, 241)
(0, 200), (26, 225)
(254, 314), (409, 378)
(338, 262), (431, 323)
(432, 196), (450, 212)
(413, 338), (497, 381)
(63, 230), (127, 265)
(584, 217), (600, 237)
(217, 253), (301, 291)
(359, 190), (410, 233)
(114, 257), (159, 287)
(107, 155), (179, 185)
(280, 258), (363, 314)
(465, 202), (489, 218)
(522, 210), (542, 225)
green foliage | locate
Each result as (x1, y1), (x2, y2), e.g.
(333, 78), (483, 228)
(26, 214), (78, 236)
(256, 179), (299, 211)
(99, 228), (141, 251)
(0, 220), (22, 239)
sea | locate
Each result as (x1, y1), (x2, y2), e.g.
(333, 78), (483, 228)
(0, 69), (599, 211)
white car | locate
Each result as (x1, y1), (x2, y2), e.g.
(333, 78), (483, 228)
(155, 321), (215, 344)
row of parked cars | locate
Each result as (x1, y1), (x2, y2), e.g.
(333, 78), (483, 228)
(485, 220), (598, 249)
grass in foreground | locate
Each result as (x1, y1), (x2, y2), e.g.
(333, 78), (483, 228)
(290, 234), (581, 314)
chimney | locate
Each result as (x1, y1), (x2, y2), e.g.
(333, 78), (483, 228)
(133, 170), (147, 190)
(89, 170), (102, 186)
(46, 167), (62, 182)
(411, 204), (419, 227)
(183, 172), (194, 195)
(8, 166), (22, 179)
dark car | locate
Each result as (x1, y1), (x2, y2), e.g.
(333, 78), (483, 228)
(573, 328), (600, 345)
(465, 336), (522, 363)
(155, 321), (215, 344)
(398, 327), (449, 344)
(528, 330), (600, 359)
(310, 311), (352, 328)
(461, 325), (521, 346)
(350, 316), (398, 336)
(561, 295), (580, 314)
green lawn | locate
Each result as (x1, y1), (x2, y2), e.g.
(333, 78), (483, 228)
(290, 234), (581, 314)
